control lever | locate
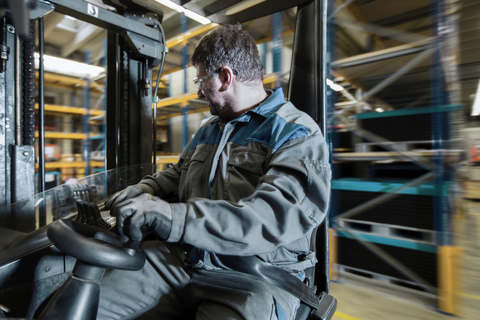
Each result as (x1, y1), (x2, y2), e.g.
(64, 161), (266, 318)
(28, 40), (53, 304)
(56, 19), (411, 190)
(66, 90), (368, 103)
(88, 203), (110, 229)
(77, 198), (95, 225)
(74, 197), (87, 224)
(74, 199), (111, 230)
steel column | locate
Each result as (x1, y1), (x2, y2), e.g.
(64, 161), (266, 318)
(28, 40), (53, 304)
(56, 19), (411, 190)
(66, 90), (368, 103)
(0, 18), (13, 223)
(105, 31), (153, 176)
(288, 0), (329, 294)
(83, 50), (91, 177)
(181, 13), (188, 152)
(0, 17), (35, 230)
(430, 0), (447, 246)
(37, 18), (46, 226)
(271, 12), (282, 87)
(102, 39), (107, 171)
(105, 31), (119, 171)
(320, 0), (330, 295)
(14, 34), (21, 145)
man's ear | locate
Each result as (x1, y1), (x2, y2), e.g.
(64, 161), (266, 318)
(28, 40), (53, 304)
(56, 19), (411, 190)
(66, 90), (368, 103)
(218, 67), (235, 92)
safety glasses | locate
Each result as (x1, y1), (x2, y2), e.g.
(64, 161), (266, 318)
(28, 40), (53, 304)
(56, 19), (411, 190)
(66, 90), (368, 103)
(192, 68), (238, 89)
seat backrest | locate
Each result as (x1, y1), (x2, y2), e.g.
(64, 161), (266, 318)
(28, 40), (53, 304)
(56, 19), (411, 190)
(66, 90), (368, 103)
(302, 219), (329, 295)
(313, 220), (329, 294)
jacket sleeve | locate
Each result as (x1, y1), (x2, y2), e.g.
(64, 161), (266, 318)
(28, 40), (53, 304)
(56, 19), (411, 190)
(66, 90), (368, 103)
(166, 132), (331, 256)
(138, 143), (190, 202)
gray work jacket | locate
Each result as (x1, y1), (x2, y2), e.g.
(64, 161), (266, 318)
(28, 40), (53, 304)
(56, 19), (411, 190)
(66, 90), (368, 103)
(140, 88), (331, 274)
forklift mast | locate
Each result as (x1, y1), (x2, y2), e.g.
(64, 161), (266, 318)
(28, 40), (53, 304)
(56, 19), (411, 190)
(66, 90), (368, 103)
(0, 0), (166, 230)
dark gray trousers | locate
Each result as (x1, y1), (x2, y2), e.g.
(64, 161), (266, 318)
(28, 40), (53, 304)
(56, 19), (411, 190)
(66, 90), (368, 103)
(97, 240), (300, 320)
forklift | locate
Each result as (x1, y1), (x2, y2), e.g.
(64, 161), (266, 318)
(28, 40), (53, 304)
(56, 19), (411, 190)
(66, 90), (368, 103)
(0, 1), (336, 319)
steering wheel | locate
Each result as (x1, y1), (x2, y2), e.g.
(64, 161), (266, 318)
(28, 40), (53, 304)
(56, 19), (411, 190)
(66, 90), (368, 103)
(47, 219), (145, 271)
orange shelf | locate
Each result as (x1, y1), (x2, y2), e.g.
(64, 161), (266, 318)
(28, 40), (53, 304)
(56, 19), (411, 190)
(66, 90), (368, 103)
(35, 132), (103, 140)
(36, 161), (104, 170)
(35, 103), (104, 116)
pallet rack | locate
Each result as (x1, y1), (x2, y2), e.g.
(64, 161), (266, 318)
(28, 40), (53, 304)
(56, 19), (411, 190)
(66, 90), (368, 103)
(327, 0), (463, 315)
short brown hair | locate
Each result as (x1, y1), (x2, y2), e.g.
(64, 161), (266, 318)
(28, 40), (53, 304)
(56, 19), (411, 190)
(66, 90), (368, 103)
(191, 23), (264, 83)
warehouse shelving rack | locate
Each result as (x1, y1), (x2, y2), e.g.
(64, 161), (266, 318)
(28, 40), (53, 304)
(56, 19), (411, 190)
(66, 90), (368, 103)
(327, 0), (463, 315)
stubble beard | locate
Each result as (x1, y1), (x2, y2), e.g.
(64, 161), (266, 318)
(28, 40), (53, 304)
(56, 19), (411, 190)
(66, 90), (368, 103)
(208, 94), (234, 119)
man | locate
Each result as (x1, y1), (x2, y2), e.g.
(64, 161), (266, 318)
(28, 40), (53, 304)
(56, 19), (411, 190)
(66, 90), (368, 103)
(100, 24), (331, 320)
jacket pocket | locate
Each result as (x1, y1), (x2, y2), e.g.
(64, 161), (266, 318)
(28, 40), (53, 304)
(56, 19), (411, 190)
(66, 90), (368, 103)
(301, 160), (331, 223)
(226, 149), (267, 201)
(227, 148), (267, 175)
(179, 147), (211, 200)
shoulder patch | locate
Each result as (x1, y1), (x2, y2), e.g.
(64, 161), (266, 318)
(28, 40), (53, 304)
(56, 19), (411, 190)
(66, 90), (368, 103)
(248, 114), (308, 150)
(188, 123), (221, 152)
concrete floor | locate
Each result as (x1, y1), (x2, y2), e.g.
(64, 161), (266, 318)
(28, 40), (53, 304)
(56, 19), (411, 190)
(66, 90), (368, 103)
(329, 200), (480, 320)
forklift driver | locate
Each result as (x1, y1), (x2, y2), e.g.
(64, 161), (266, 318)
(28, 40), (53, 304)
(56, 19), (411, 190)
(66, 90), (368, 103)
(100, 23), (331, 320)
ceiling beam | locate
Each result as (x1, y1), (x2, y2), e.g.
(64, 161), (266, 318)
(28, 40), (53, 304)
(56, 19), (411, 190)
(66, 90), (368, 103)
(61, 22), (104, 57)
(44, 12), (65, 39)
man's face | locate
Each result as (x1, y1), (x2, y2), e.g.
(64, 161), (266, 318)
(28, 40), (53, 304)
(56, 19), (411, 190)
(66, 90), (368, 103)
(195, 63), (233, 118)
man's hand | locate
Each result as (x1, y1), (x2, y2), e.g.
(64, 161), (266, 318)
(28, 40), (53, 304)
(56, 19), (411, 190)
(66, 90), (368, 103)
(111, 193), (173, 243)
(104, 184), (154, 210)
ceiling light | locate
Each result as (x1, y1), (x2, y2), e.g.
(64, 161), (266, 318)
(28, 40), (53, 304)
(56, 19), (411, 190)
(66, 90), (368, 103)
(155, 0), (184, 12)
(34, 53), (105, 79)
(375, 107), (384, 113)
(326, 78), (344, 92)
(155, 0), (211, 24)
(472, 80), (480, 116)
(184, 10), (211, 25)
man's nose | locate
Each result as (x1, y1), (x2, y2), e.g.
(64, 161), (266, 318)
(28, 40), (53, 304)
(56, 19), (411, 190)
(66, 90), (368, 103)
(197, 88), (204, 98)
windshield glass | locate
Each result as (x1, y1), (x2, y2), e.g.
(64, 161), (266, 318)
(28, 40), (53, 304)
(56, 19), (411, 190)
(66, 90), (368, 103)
(1, 164), (153, 235)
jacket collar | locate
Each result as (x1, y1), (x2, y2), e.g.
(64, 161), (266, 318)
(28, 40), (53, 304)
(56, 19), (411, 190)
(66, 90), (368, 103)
(210, 88), (286, 125)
